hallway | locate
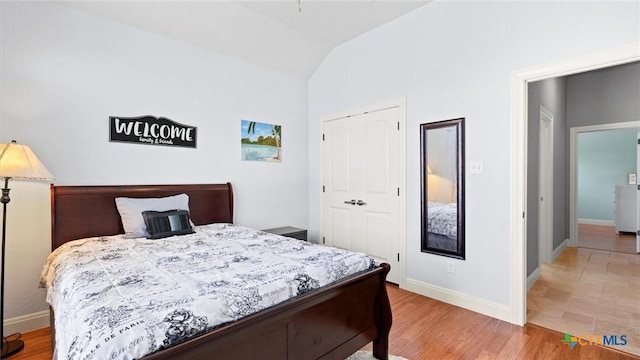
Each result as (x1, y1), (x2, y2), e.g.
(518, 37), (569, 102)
(527, 247), (640, 356)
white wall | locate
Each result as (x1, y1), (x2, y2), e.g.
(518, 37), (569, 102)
(308, 1), (639, 316)
(0, 2), (309, 327)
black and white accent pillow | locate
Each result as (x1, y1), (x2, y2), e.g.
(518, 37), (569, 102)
(142, 209), (195, 239)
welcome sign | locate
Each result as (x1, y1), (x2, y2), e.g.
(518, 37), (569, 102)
(110, 116), (197, 148)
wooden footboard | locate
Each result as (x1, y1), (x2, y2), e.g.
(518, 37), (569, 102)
(143, 263), (391, 360)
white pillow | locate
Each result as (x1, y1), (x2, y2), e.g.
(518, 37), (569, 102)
(115, 193), (191, 238)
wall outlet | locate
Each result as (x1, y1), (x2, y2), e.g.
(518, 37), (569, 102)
(447, 260), (455, 274)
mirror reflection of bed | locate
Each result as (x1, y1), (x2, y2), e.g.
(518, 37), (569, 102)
(426, 202), (457, 252)
(426, 140), (457, 252)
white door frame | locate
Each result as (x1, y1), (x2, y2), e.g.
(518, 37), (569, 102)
(510, 42), (639, 326)
(569, 122), (640, 247)
(538, 106), (554, 264)
(637, 130), (640, 253)
(319, 97), (407, 288)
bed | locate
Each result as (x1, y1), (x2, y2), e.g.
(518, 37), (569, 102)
(45, 183), (392, 360)
(426, 201), (457, 252)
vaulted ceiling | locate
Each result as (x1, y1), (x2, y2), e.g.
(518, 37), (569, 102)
(60, 1), (430, 79)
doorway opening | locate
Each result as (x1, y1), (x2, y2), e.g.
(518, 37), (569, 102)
(571, 124), (640, 254)
(516, 48), (640, 355)
(510, 43), (639, 326)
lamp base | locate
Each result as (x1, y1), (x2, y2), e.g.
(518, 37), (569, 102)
(1, 338), (24, 358)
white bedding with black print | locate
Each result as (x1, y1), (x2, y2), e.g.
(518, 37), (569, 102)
(40, 223), (375, 360)
(427, 201), (457, 239)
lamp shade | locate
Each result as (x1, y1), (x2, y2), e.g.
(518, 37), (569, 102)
(0, 141), (54, 180)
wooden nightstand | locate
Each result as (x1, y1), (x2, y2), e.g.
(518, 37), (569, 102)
(262, 226), (307, 241)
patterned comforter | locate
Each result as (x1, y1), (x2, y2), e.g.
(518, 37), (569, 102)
(40, 223), (375, 360)
(427, 201), (457, 238)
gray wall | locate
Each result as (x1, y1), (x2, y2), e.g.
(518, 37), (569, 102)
(567, 61), (640, 127)
(527, 61), (640, 276)
(527, 77), (568, 276)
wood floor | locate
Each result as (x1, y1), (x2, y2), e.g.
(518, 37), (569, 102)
(9, 284), (639, 360)
(578, 224), (637, 254)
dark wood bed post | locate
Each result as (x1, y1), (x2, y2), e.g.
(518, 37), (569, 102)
(373, 263), (392, 360)
(225, 182), (234, 223)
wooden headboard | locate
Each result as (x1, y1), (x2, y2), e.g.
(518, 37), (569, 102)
(51, 183), (234, 250)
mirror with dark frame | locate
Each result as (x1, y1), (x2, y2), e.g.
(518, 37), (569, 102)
(420, 118), (465, 259)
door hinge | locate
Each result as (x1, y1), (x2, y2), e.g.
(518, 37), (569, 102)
(322, 236), (326, 244)
(397, 253), (400, 262)
(322, 133), (325, 141)
(322, 185), (325, 193)
(397, 122), (400, 131)
(397, 187), (400, 196)
(523, 211), (525, 219)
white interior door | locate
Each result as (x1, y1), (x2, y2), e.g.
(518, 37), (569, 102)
(360, 109), (400, 272)
(323, 115), (361, 252)
(322, 107), (401, 283)
(538, 106), (553, 263)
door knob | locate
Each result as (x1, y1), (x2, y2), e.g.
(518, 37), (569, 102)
(344, 199), (356, 205)
(356, 200), (367, 206)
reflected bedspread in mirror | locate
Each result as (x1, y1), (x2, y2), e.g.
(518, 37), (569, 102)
(420, 118), (465, 259)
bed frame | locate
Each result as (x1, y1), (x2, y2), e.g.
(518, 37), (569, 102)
(50, 183), (392, 360)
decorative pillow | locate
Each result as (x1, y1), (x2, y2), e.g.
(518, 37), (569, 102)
(142, 209), (195, 239)
(115, 193), (192, 238)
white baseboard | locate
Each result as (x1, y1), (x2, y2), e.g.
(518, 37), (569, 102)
(3, 310), (50, 335)
(527, 239), (567, 291)
(402, 278), (512, 324)
(527, 266), (541, 291)
(552, 238), (568, 262)
(578, 218), (615, 227)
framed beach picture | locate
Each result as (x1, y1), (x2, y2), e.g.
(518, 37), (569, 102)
(241, 120), (282, 162)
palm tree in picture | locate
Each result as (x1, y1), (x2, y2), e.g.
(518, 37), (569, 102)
(272, 125), (281, 160)
(247, 121), (281, 161)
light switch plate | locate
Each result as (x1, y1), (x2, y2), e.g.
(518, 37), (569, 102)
(628, 173), (637, 185)
(470, 160), (484, 174)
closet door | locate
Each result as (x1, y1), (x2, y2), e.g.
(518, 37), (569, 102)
(322, 107), (400, 283)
